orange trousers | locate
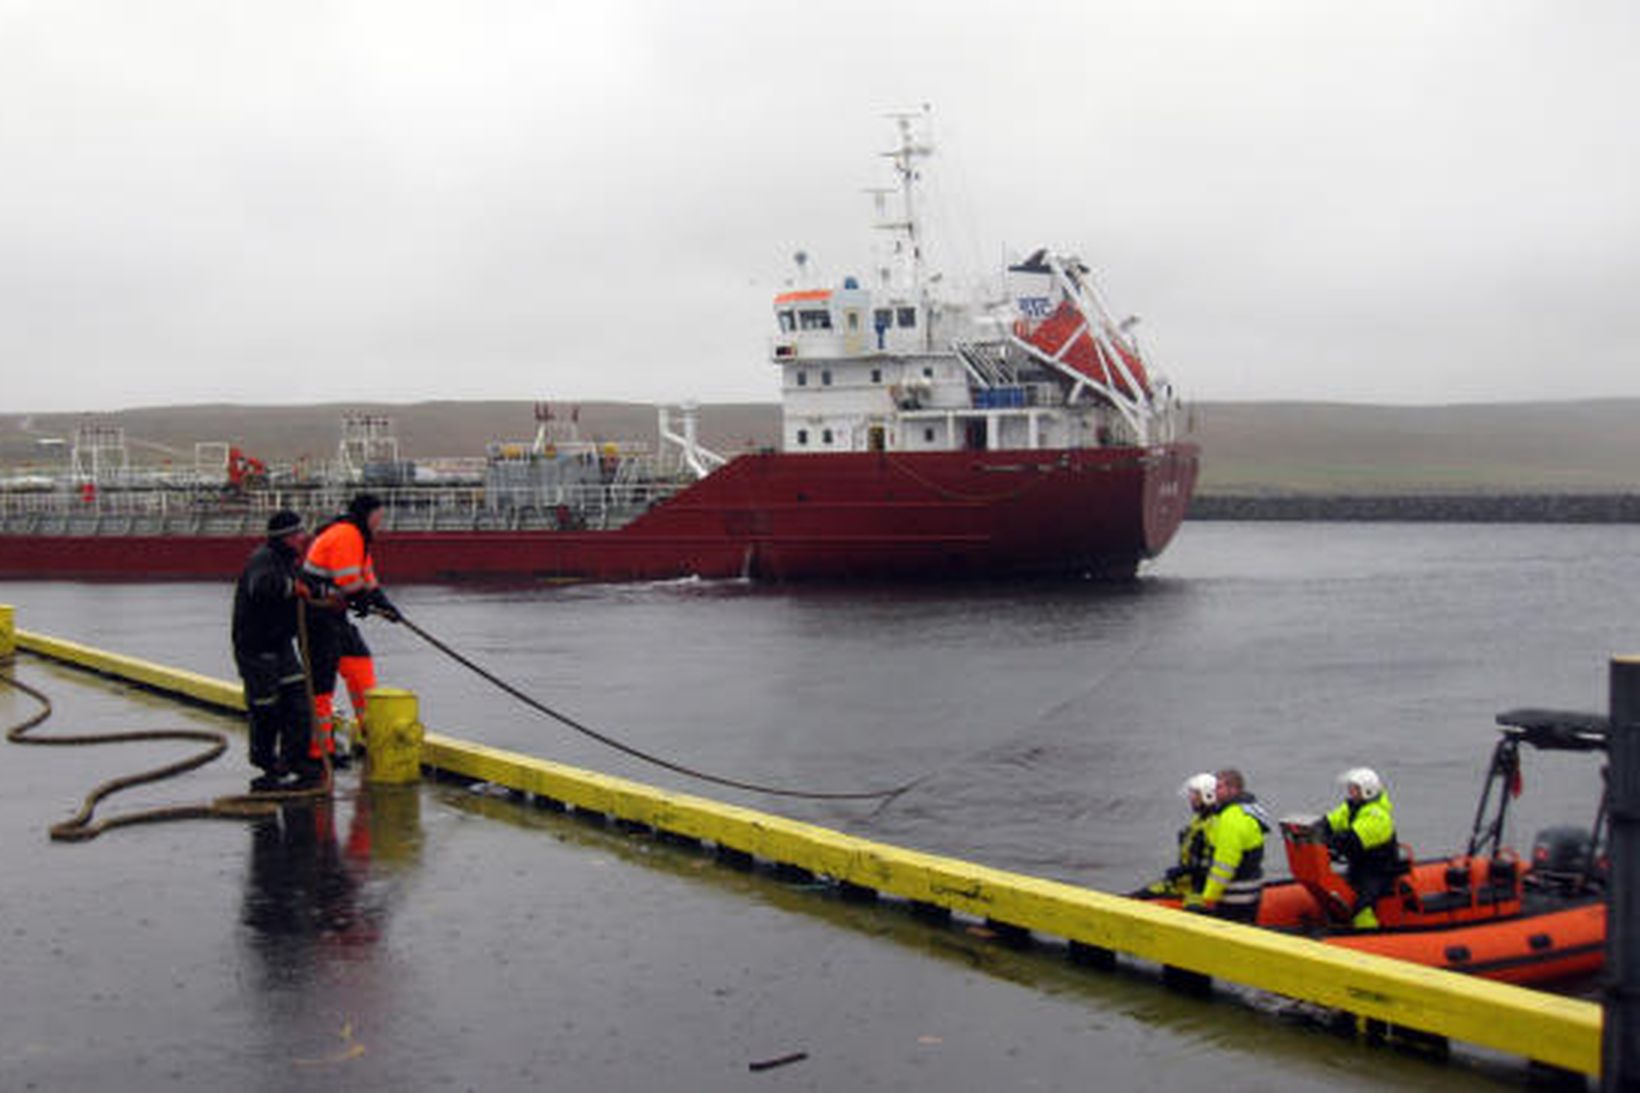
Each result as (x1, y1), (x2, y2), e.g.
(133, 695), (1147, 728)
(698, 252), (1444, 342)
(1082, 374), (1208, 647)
(310, 655), (376, 759)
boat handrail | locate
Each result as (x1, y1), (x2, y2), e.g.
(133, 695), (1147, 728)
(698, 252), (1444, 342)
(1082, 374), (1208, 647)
(0, 477), (694, 531)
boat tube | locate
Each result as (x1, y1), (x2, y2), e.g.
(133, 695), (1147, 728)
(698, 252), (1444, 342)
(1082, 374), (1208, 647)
(1139, 709), (1609, 986)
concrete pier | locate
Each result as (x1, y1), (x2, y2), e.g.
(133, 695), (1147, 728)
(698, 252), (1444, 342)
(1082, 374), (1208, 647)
(3, 621), (1603, 1081)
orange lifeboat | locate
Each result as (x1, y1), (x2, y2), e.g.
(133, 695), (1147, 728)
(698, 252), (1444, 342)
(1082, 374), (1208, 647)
(1018, 299), (1152, 398)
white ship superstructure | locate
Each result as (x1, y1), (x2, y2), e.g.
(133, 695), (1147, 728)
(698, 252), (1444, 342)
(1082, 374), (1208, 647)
(770, 109), (1182, 458)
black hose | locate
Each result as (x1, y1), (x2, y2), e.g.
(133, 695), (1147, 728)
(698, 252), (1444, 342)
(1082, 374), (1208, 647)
(396, 614), (922, 803)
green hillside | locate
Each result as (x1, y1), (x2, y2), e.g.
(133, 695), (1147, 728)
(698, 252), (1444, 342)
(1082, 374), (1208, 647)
(4, 398), (1638, 495)
(1191, 400), (1640, 494)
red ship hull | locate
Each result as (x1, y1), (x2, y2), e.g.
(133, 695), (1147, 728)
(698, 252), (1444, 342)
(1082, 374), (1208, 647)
(0, 445), (1198, 583)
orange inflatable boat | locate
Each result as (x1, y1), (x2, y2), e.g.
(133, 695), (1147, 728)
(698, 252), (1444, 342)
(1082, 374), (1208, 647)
(1151, 709), (1609, 986)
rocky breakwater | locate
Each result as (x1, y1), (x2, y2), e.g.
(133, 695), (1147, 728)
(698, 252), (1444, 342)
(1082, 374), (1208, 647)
(1188, 493), (1640, 523)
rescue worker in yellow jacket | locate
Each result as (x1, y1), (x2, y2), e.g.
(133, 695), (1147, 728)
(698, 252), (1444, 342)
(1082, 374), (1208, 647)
(1186, 768), (1271, 923)
(1323, 767), (1398, 929)
(1137, 773), (1217, 899)
(302, 493), (401, 772)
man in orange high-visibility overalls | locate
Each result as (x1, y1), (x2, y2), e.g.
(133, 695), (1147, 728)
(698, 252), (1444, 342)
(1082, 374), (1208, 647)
(301, 493), (401, 782)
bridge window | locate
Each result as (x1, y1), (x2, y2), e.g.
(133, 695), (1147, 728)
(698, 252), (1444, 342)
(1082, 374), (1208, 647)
(874, 308), (892, 330)
(799, 309), (832, 330)
(796, 371), (807, 387)
(922, 366), (934, 379)
(870, 368), (881, 383)
(822, 428), (834, 445)
(796, 429), (809, 446)
(821, 370), (832, 386)
(897, 307), (917, 328)
(923, 427), (935, 442)
(778, 310), (796, 333)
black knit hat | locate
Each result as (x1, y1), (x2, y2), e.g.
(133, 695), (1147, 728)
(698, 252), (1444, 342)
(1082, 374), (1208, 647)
(266, 510), (305, 538)
(347, 493), (384, 521)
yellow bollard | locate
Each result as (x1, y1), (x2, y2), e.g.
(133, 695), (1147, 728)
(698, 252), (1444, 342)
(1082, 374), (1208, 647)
(363, 687), (424, 785)
(0, 604), (14, 663)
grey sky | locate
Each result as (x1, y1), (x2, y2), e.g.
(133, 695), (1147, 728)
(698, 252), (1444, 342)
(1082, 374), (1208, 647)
(2, 1), (1635, 413)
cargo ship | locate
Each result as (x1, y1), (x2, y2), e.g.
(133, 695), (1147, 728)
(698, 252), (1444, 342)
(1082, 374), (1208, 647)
(0, 113), (1198, 584)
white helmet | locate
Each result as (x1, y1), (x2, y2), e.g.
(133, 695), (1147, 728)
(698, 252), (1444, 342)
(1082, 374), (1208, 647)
(1339, 767), (1383, 801)
(1179, 772), (1217, 808)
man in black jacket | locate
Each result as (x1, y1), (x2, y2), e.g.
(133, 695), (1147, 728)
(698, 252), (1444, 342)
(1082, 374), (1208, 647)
(231, 510), (320, 791)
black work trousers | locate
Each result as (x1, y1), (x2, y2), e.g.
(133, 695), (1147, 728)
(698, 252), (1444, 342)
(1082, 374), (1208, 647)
(303, 608), (371, 696)
(235, 645), (312, 774)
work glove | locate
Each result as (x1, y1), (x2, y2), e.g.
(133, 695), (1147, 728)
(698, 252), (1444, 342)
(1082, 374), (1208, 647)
(1329, 828), (1362, 858)
(363, 589), (403, 623)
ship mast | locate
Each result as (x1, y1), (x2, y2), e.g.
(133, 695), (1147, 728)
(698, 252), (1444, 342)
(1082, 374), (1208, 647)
(876, 106), (934, 351)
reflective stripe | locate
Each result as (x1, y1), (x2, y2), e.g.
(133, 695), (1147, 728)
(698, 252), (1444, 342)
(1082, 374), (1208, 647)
(304, 562), (367, 587)
(1202, 802), (1266, 904)
(307, 563), (364, 579)
(304, 522), (378, 595)
(310, 692), (336, 758)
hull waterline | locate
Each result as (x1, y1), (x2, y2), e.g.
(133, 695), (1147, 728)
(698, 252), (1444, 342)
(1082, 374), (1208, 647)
(0, 445), (1199, 584)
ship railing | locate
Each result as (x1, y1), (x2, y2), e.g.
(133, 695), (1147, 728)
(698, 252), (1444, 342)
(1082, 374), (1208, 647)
(960, 381), (1130, 414)
(0, 479), (694, 535)
(478, 480), (690, 531)
(0, 486), (225, 519)
(0, 485), (270, 536)
(1020, 380), (1069, 408)
(0, 484), (468, 531)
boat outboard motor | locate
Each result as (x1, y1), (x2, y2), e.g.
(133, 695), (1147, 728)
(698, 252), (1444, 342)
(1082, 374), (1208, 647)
(1529, 825), (1601, 893)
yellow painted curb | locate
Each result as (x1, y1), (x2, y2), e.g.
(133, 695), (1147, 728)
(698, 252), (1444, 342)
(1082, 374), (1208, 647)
(11, 626), (1603, 1076)
(419, 732), (1600, 1075)
(17, 629), (245, 710)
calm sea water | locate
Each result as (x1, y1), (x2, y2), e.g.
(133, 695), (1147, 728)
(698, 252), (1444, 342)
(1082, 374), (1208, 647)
(4, 520), (1633, 1089)
(5, 520), (1631, 891)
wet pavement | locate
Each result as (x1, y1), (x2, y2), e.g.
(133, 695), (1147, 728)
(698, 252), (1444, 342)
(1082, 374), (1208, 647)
(1, 653), (1543, 1092)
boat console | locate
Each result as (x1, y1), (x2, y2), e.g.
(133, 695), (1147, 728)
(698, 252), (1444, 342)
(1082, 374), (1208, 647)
(1279, 812), (1525, 928)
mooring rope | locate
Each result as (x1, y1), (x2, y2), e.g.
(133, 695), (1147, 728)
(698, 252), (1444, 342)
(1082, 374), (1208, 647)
(1, 669), (324, 842)
(1, 599), (918, 838)
(397, 614), (923, 803)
